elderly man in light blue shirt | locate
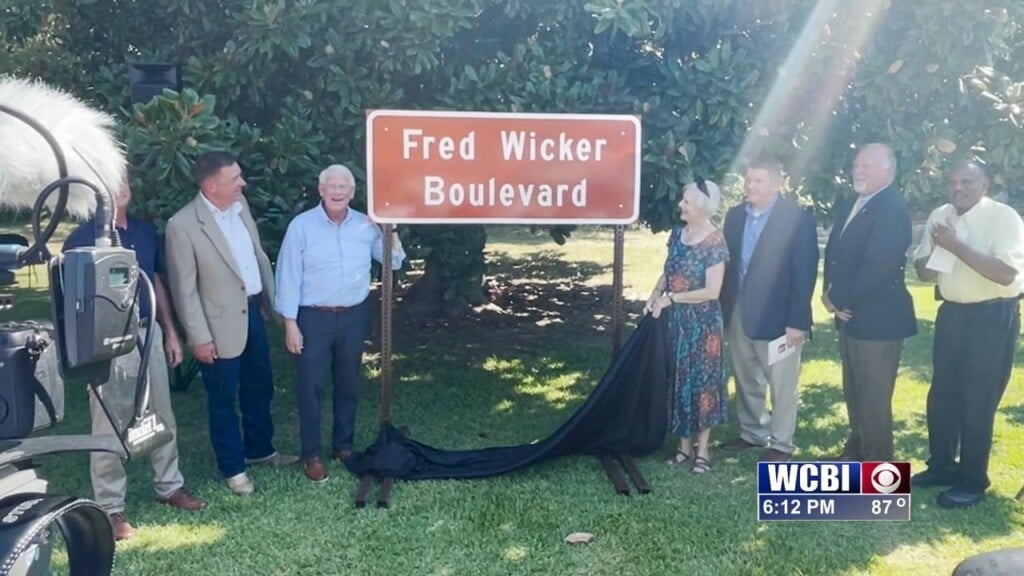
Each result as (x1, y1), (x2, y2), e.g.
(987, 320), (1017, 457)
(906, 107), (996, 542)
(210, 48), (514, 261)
(275, 164), (406, 483)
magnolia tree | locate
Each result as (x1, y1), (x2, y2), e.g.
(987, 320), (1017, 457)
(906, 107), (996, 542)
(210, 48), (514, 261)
(3, 0), (1023, 316)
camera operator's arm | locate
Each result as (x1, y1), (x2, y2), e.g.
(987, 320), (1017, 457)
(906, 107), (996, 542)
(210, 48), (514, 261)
(164, 218), (216, 363)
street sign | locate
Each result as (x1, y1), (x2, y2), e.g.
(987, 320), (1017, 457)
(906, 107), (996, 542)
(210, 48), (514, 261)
(366, 110), (641, 224)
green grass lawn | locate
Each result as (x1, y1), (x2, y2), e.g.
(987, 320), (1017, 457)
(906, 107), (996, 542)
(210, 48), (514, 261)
(1, 224), (1022, 576)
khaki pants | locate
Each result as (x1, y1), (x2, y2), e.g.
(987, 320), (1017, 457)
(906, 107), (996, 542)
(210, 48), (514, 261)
(837, 329), (904, 461)
(89, 322), (184, 514)
(727, 305), (804, 454)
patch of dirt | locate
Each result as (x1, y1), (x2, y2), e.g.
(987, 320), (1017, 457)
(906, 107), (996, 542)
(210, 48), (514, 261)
(365, 251), (645, 354)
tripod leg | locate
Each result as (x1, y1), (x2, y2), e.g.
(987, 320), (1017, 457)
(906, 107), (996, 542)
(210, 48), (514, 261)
(599, 457), (630, 495)
(620, 456), (651, 494)
(354, 476), (374, 509)
(376, 477), (395, 508)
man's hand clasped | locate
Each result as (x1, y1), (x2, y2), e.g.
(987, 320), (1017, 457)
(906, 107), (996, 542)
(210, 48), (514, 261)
(192, 341), (218, 364)
(930, 220), (959, 251)
(821, 291), (852, 322)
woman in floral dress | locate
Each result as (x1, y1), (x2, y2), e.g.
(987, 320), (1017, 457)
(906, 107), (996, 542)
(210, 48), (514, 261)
(645, 179), (729, 474)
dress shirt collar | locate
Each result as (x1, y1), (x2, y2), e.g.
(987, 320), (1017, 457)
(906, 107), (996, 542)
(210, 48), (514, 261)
(746, 194), (780, 218)
(199, 191), (242, 217)
(954, 196), (990, 221)
(858, 183), (889, 206)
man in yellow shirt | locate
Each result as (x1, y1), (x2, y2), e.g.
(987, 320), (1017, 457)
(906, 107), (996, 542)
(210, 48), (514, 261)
(911, 161), (1024, 509)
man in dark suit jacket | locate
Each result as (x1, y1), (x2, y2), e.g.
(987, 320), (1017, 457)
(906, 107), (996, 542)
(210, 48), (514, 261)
(718, 157), (819, 462)
(823, 143), (917, 462)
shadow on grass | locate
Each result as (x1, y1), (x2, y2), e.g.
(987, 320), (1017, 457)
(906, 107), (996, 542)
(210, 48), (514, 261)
(355, 250), (640, 451)
(485, 225), (633, 247)
(1001, 403), (1024, 427)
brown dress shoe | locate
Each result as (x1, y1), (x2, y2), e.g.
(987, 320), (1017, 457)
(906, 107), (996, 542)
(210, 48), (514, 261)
(304, 458), (329, 483)
(158, 488), (208, 511)
(332, 449), (353, 461)
(760, 448), (792, 462)
(109, 513), (136, 541)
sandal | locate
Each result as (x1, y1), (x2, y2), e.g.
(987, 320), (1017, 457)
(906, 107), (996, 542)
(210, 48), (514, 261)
(691, 456), (711, 474)
(665, 450), (693, 466)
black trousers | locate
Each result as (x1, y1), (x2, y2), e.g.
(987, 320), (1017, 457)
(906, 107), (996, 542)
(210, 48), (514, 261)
(295, 302), (369, 459)
(926, 297), (1020, 493)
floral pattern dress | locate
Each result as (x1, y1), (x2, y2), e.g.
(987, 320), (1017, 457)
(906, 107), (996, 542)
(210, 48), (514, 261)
(663, 226), (729, 439)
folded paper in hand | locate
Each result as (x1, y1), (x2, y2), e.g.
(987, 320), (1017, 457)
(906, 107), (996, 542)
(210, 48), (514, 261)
(768, 335), (795, 366)
(926, 246), (956, 274)
(925, 219), (966, 274)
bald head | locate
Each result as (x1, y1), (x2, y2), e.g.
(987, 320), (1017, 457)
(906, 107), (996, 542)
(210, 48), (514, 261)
(953, 160), (987, 179)
(852, 143), (896, 196)
(946, 161), (989, 214)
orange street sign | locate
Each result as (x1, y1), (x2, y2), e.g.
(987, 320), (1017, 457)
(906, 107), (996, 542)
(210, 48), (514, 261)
(366, 110), (641, 224)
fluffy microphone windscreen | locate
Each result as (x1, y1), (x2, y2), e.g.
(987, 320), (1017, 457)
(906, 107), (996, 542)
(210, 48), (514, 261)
(0, 76), (126, 219)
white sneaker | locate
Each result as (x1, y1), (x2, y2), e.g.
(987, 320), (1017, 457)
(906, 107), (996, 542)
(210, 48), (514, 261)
(225, 472), (254, 496)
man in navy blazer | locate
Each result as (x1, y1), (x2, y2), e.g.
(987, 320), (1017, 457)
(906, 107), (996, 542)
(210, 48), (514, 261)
(823, 143), (917, 462)
(718, 157), (819, 461)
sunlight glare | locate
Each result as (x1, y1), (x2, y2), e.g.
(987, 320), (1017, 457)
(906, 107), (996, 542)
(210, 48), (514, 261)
(117, 522), (227, 552)
(502, 545), (528, 562)
(730, 0), (888, 181)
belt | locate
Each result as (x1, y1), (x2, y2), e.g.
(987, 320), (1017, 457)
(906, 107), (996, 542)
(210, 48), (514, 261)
(308, 304), (351, 313)
(942, 296), (1021, 307)
(935, 286), (1022, 303)
(247, 293), (262, 304)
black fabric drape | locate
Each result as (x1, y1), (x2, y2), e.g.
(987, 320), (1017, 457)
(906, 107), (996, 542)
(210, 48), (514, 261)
(346, 314), (670, 480)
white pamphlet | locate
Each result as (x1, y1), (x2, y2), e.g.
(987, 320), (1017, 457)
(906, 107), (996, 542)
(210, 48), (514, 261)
(768, 335), (796, 366)
(925, 246), (956, 274)
(924, 216), (967, 274)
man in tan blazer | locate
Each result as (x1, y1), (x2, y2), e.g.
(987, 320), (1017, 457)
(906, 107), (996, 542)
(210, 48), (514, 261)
(165, 151), (298, 495)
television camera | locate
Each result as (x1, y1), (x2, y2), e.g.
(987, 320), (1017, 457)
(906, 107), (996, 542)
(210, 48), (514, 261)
(0, 85), (172, 575)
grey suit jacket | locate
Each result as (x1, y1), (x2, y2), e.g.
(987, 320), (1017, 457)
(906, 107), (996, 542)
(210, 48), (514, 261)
(164, 193), (276, 359)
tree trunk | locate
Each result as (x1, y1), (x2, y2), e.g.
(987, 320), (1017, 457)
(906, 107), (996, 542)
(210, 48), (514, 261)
(398, 225), (488, 321)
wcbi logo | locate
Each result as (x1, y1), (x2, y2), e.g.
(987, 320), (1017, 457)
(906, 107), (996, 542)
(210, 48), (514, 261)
(757, 461), (911, 494)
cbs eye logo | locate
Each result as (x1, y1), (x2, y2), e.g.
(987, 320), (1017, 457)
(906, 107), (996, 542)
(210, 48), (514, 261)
(870, 462), (902, 494)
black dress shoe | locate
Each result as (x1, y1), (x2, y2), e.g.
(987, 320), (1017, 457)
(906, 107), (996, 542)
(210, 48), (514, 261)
(937, 488), (986, 509)
(911, 468), (956, 487)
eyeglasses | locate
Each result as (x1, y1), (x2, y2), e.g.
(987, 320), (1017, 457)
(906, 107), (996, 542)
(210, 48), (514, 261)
(695, 177), (709, 197)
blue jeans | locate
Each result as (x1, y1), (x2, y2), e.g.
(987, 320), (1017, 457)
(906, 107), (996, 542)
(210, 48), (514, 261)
(198, 299), (276, 478)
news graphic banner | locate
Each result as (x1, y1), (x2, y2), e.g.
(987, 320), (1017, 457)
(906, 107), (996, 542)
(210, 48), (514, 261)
(366, 110), (641, 224)
(757, 461), (912, 521)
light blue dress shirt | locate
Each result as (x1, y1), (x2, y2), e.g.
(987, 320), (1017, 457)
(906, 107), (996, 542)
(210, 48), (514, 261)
(274, 204), (406, 319)
(740, 195), (779, 286)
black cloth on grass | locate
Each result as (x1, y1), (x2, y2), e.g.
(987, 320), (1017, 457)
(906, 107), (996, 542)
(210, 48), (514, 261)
(346, 314), (670, 480)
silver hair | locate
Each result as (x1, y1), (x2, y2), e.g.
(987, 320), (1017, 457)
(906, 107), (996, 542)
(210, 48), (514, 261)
(861, 142), (897, 173)
(687, 179), (722, 216)
(319, 164), (355, 185)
